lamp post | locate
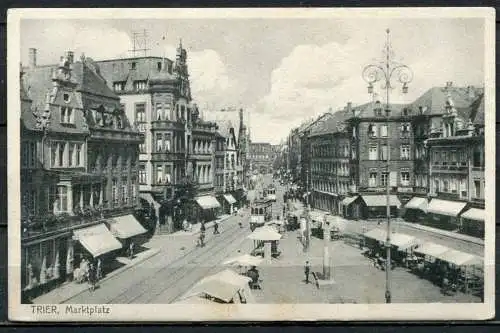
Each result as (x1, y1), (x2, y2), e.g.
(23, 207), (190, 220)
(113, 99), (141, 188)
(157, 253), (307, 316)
(362, 28), (413, 304)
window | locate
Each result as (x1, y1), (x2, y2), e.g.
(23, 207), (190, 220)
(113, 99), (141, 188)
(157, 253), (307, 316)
(22, 141), (37, 168)
(401, 123), (411, 137)
(369, 172), (377, 187)
(121, 179), (128, 204)
(112, 179), (118, 205)
(474, 180), (481, 198)
(473, 146), (482, 167)
(368, 124), (377, 137)
(380, 144), (389, 160)
(434, 179), (440, 193)
(135, 103), (146, 122)
(460, 178), (467, 197)
(400, 145), (410, 160)
(164, 103), (171, 120)
(134, 80), (147, 91)
(157, 62), (162, 71)
(131, 178), (137, 202)
(155, 103), (163, 121)
(443, 180), (449, 192)
(51, 141), (66, 167)
(63, 93), (70, 103)
(380, 124), (388, 137)
(54, 186), (68, 213)
(60, 107), (74, 124)
(75, 144), (82, 166)
(113, 82), (125, 91)
(401, 171), (410, 186)
(381, 172), (388, 186)
(368, 146), (378, 160)
(156, 165), (163, 184)
(68, 144), (74, 167)
(139, 164), (147, 184)
(131, 62), (137, 70)
(165, 165), (172, 184)
(450, 150), (457, 164)
(156, 133), (163, 152)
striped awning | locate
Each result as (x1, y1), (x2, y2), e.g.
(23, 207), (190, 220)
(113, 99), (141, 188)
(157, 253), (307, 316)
(427, 199), (467, 217)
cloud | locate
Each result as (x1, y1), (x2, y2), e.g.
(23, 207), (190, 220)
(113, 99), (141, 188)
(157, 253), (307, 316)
(21, 20), (131, 64)
(163, 45), (239, 111)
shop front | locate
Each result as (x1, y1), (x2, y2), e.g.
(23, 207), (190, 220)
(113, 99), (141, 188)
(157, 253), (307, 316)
(360, 195), (401, 219)
(107, 214), (148, 257)
(460, 207), (485, 239)
(403, 196), (428, 222)
(426, 199), (467, 231)
(194, 195), (221, 223)
(221, 194), (237, 214)
(341, 196), (361, 219)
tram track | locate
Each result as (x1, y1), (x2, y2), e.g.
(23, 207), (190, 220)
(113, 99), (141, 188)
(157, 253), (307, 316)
(105, 221), (250, 304)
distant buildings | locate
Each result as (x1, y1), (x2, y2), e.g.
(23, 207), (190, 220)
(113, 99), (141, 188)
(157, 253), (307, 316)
(248, 142), (274, 174)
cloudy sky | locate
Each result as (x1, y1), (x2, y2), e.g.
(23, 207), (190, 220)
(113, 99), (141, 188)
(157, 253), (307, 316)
(21, 17), (485, 144)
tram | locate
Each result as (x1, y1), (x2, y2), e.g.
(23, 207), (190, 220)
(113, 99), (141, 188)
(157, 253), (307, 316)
(265, 185), (277, 202)
(249, 198), (273, 231)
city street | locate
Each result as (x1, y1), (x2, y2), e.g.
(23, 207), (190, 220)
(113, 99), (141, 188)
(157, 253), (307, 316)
(54, 174), (482, 304)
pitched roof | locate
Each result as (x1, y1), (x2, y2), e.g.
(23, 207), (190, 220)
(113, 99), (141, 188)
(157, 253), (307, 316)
(72, 59), (119, 100)
(217, 119), (234, 138)
(310, 109), (350, 136)
(410, 86), (479, 117)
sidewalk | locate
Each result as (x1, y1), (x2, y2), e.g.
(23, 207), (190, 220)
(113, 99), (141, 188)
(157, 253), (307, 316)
(32, 247), (160, 304)
(170, 213), (235, 236)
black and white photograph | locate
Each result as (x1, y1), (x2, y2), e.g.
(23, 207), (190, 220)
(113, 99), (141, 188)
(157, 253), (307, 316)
(7, 8), (495, 321)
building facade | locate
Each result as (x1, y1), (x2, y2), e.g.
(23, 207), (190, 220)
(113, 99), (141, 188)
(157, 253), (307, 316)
(248, 142), (273, 174)
(95, 41), (220, 232)
(21, 50), (144, 300)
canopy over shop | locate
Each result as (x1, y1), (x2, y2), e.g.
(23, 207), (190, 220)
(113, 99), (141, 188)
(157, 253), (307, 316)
(360, 195), (401, 218)
(460, 207), (485, 238)
(426, 199), (467, 229)
(403, 197), (428, 222)
(72, 224), (122, 258)
(194, 195), (221, 222)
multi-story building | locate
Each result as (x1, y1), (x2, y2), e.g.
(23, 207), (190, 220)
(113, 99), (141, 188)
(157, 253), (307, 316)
(21, 50), (144, 300)
(424, 92), (485, 237)
(249, 142), (273, 174)
(95, 41), (220, 232)
(309, 109), (351, 215)
(214, 120), (240, 214)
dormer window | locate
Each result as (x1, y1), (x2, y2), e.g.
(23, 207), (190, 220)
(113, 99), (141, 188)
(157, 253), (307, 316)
(130, 62), (137, 70)
(134, 80), (147, 91)
(113, 82), (125, 91)
(60, 106), (74, 124)
(63, 93), (70, 103)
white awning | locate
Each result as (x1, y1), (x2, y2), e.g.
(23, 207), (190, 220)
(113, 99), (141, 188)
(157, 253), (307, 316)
(223, 194), (237, 205)
(414, 242), (450, 258)
(361, 195), (401, 207)
(390, 234), (419, 250)
(195, 195), (221, 209)
(404, 197), (428, 211)
(461, 208), (485, 221)
(363, 228), (387, 243)
(73, 224), (122, 258)
(427, 199), (467, 217)
(342, 196), (358, 206)
(436, 249), (483, 266)
(108, 214), (147, 239)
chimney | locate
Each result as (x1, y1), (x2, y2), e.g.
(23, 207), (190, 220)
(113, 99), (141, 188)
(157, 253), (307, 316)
(239, 108), (244, 127)
(28, 48), (37, 68)
(65, 51), (74, 64)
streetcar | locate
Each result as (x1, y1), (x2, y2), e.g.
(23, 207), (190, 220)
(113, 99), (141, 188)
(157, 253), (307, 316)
(249, 198), (273, 231)
(265, 185), (277, 202)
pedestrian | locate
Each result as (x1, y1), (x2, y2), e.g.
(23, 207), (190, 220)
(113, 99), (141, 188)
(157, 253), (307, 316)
(304, 261), (311, 284)
(88, 261), (96, 291)
(200, 222), (206, 234)
(96, 258), (102, 281)
(129, 242), (135, 259)
(213, 221), (220, 234)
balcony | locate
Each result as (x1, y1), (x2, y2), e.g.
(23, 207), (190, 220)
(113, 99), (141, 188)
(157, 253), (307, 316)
(151, 151), (185, 161)
(472, 166), (485, 172)
(151, 120), (185, 131)
(413, 186), (428, 195)
(21, 205), (136, 241)
(431, 163), (468, 173)
(198, 182), (214, 191)
(189, 153), (212, 161)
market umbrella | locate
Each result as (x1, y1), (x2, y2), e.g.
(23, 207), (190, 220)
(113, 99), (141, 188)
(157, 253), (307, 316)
(223, 254), (264, 267)
(248, 226), (282, 241)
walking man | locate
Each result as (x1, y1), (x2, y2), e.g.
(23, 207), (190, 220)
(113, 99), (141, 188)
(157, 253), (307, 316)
(213, 221), (220, 234)
(304, 261), (311, 284)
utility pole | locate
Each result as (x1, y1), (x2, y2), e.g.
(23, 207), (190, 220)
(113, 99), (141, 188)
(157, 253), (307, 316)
(129, 29), (150, 57)
(304, 170), (311, 252)
(322, 214), (331, 279)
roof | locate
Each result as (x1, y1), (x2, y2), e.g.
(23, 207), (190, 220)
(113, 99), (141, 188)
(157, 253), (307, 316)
(471, 94), (485, 126)
(217, 119), (235, 139)
(310, 109), (350, 136)
(410, 86), (481, 117)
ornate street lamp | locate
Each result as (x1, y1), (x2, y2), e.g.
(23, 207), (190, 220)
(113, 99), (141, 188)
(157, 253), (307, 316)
(361, 28), (413, 304)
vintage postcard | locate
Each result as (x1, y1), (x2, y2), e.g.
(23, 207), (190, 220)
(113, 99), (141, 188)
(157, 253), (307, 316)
(7, 8), (495, 321)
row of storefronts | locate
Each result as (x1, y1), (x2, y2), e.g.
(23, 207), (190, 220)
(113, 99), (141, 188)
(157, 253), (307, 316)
(22, 213), (147, 301)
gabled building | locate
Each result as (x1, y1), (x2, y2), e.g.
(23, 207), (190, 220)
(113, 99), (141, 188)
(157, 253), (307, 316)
(21, 50), (144, 300)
